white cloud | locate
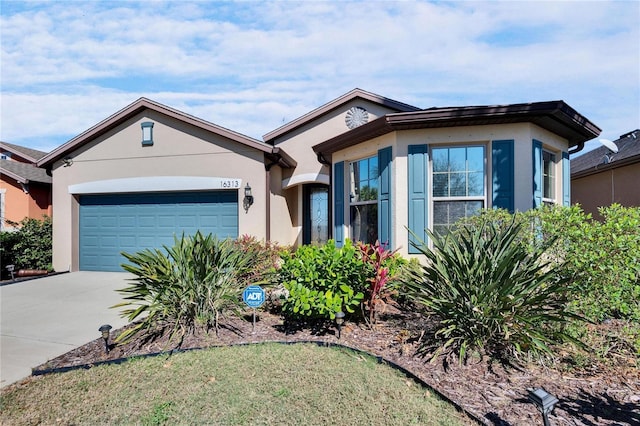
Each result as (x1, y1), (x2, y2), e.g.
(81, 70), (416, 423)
(1, 0), (638, 152)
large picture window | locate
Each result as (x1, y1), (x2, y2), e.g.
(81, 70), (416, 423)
(349, 156), (378, 244)
(432, 146), (485, 235)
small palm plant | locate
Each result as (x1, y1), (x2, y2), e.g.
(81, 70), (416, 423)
(404, 218), (584, 363)
(113, 232), (251, 346)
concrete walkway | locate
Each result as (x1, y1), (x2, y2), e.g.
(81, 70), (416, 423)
(1, 272), (132, 388)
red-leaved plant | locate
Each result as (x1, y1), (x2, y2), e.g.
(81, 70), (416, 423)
(357, 240), (398, 325)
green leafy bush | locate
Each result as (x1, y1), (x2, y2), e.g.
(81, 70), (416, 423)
(552, 204), (640, 322)
(276, 240), (365, 320)
(113, 232), (251, 344)
(0, 216), (52, 278)
(404, 218), (583, 362)
(457, 205), (640, 363)
(459, 205), (640, 323)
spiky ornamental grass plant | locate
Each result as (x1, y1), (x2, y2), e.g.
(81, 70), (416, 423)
(405, 219), (585, 363)
(113, 232), (251, 346)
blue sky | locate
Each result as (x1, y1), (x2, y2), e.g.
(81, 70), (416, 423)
(1, 1), (638, 156)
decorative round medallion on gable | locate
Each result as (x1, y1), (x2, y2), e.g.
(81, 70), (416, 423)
(345, 107), (369, 129)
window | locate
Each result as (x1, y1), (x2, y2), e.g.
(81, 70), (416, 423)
(0, 152), (10, 160)
(432, 146), (485, 235)
(349, 156), (378, 244)
(141, 122), (154, 146)
(542, 150), (556, 205)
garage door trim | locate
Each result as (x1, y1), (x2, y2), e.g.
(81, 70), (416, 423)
(69, 176), (243, 194)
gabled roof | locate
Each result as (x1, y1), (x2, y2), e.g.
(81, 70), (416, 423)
(571, 129), (640, 178)
(263, 88), (421, 143)
(1, 159), (52, 184)
(0, 141), (48, 163)
(313, 100), (601, 155)
(38, 98), (294, 168)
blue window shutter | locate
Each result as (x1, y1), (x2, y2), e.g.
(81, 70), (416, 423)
(333, 161), (345, 247)
(492, 140), (515, 213)
(378, 147), (392, 248)
(532, 139), (543, 208)
(562, 151), (570, 206)
(408, 144), (428, 253)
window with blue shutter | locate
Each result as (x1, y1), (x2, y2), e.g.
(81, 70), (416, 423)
(333, 161), (345, 247)
(492, 140), (515, 212)
(408, 145), (428, 253)
(532, 139), (543, 208)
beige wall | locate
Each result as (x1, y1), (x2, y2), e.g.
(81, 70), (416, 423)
(271, 100), (403, 246)
(330, 123), (571, 257)
(50, 110), (268, 272)
(572, 162), (640, 220)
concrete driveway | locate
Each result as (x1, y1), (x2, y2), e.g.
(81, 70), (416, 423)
(0, 272), (132, 388)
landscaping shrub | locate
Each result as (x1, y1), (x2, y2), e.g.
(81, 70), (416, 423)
(114, 232), (251, 345)
(458, 205), (640, 323)
(404, 218), (583, 362)
(0, 216), (52, 278)
(232, 234), (286, 287)
(456, 204), (640, 362)
(276, 239), (365, 320)
(275, 239), (406, 322)
(544, 204), (640, 323)
(356, 240), (406, 324)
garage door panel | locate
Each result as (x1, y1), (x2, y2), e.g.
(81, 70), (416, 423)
(80, 191), (239, 271)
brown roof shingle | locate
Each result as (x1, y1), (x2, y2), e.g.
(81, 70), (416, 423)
(571, 129), (640, 178)
(0, 142), (48, 162)
(1, 159), (52, 184)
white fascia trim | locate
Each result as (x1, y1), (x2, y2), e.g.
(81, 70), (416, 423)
(68, 176), (243, 194)
(282, 173), (330, 189)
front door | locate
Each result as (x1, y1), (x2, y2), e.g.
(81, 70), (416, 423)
(303, 184), (329, 245)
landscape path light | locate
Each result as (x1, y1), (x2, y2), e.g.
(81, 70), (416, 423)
(528, 387), (559, 426)
(335, 311), (345, 339)
(99, 324), (112, 354)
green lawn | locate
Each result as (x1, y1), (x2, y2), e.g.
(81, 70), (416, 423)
(1, 343), (473, 425)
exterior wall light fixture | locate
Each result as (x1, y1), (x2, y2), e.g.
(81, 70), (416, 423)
(243, 183), (254, 212)
(141, 121), (154, 146)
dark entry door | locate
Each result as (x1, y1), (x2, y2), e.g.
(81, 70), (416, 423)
(303, 185), (329, 245)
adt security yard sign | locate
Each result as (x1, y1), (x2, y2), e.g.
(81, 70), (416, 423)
(243, 285), (265, 308)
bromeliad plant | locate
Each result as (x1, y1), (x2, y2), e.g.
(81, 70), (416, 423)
(404, 218), (585, 363)
(113, 232), (251, 346)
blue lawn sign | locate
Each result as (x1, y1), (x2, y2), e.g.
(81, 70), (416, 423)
(243, 285), (265, 308)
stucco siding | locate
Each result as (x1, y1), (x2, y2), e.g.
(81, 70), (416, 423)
(0, 178), (51, 228)
(273, 100), (401, 182)
(49, 112), (267, 272)
(572, 162), (640, 220)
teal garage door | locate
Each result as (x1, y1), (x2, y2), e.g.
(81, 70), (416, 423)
(79, 191), (238, 271)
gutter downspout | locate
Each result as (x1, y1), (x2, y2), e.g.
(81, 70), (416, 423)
(568, 141), (585, 155)
(265, 160), (278, 242)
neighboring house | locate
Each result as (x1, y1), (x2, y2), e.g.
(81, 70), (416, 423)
(0, 142), (52, 230)
(571, 129), (640, 219)
(38, 89), (600, 272)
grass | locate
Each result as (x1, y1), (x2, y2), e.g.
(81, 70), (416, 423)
(0, 343), (472, 425)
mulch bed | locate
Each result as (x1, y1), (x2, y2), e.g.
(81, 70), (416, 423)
(28, 310), (640, 426)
